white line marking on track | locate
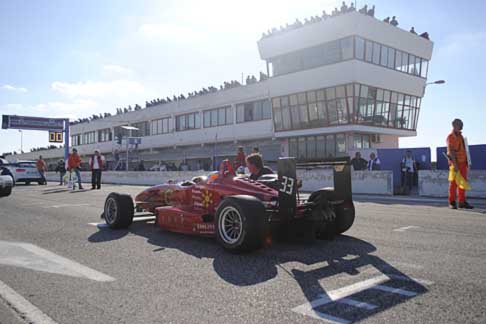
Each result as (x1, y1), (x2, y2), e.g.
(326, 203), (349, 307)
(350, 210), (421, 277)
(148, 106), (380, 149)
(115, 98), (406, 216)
(0, 279), (58, 324)
(393, 225), (421, 232)
(0, 241), (115, 282)
(372, 285), (417, 297)
(293, 273), (432, 323)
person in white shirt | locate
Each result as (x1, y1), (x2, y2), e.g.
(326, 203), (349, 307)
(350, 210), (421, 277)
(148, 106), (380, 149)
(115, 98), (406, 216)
(367, 152), (381, 171)
(401, 150), (417, 193)
(89, 149), (105, 189)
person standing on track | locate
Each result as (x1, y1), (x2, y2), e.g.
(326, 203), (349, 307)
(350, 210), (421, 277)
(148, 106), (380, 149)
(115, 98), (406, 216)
(447, 119), (473, 209)
(36, 155), (47, 185)
(68, 148), (83, 190)
(89, 149), (105, 190)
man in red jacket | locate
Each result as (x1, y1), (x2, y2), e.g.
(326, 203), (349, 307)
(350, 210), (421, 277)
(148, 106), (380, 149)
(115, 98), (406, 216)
(68, 148), (83, 189)
(89, 149), (105, 190)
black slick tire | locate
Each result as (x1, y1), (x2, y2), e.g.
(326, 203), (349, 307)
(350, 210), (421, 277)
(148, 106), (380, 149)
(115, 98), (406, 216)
(215, 195), (267, 253)
(103, 192), (134, 229)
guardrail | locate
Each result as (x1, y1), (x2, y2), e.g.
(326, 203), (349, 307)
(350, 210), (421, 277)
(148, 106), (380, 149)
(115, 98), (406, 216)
(418, 170), (486, 198)
(46, 169), (394, 195)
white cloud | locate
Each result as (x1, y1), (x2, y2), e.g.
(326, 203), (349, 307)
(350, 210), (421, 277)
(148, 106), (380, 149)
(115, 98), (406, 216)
(1, 84), (27, 93)
(51, 79), (145, 99)
(103, 64), (132, 74)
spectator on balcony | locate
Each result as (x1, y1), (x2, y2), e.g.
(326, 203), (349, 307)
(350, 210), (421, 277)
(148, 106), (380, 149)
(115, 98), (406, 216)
(358, 5), (367, 14)
(351, 152), (367, 171)
(390, 16), (398, 27)
(410, 27), (417, 34)
(383, 17), (390, 23)
(340, 2), (348, 13)
(367, 152), (381, 171)
(349, 2), (355, 12)
(367, 5), (375, 17)
(420, 32), (430, 40)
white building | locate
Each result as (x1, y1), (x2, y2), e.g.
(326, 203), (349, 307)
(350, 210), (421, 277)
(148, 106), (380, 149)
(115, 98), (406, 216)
(11, 11), (433, 170)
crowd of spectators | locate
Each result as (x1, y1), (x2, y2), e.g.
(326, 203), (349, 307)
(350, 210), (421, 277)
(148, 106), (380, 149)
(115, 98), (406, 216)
(350, 151), (382, 171)
(261, 2), (430, 41)
(70, 71), (269, 126)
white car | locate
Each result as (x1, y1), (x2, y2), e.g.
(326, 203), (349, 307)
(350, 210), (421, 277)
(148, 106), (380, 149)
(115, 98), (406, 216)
(5, 160), (45, 185)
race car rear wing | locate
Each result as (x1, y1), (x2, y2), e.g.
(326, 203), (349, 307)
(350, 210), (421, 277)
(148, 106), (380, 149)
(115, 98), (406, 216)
(277, 157), (352, 220)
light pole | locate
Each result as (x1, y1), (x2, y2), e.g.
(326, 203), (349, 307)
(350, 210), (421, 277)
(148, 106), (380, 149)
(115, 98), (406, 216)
(423, 79), (445, 96)
(18, 130), (23, 153)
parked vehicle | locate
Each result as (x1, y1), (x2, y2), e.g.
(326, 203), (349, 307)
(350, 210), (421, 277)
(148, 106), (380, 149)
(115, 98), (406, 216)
(4, 160), (45, 185)
(0, 168), (14, 197)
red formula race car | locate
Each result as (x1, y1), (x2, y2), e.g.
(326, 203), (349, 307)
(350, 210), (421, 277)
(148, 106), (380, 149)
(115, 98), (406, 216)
(102, 158), (355, 253)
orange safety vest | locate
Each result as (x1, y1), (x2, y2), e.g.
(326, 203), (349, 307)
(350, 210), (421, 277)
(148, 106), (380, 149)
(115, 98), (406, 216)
(446, 131), (467, 164)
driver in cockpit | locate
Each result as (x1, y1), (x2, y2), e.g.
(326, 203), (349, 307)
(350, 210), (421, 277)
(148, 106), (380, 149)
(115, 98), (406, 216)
(246, 153), (274, 181)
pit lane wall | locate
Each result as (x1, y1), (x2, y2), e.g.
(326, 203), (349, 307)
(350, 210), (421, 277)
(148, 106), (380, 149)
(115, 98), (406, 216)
(418, 170), (486, 198)
(46, 170), (394, 195)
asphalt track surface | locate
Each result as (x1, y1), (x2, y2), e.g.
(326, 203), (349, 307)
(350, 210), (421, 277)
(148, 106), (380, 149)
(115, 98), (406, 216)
(0, 183), (485, 324)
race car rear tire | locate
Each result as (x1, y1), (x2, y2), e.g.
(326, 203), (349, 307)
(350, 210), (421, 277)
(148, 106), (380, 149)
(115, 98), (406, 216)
(309, 189), (355, 236)
(334, 202), (355, 234)
(103, 193), (134, 229)
(215, 195), (267, 253)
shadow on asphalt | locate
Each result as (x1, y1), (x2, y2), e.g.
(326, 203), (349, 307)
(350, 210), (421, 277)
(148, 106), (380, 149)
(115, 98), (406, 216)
(88, 223), (428, 323)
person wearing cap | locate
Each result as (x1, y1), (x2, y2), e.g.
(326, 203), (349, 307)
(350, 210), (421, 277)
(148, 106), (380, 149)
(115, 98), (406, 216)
(89, 149), (105, 190)
(447, 119), (473, 209)
(68, 148), (83, 189)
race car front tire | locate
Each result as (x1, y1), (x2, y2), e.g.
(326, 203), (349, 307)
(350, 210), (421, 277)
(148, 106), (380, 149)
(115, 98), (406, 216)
(215, 195), (267, 253)
(103, 193), (134, 229)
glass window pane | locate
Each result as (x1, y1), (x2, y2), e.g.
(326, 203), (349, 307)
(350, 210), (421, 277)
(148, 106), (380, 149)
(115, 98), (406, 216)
(336, 86), (345, 98)
(365, 41), (373, 62)
(326, 135), (335, 158)
(254, 102), (263, 120)
(402, 52), (409, 73)
(380, 46), (388, 67)
(354, 135), (362, 149)
(355, 37), (365, 60)
(244, 103), (254, 121)
(316, 135), (326, 158)
(396, 51), (402, 71)
(360, 85), (368, 98)
(299, 105), (309, 127)
(372, 43), (380, 64)
(289, 138), (298, 157)
(415, 57), (421, 76)
(262, 100), (272, 119)
(298, 137), (306, 160)
(218, 108), (225, 125)
(363, 135), (370, 149)
(298, 93), (306, 104)
(317, 90), (325, 101)
(409, 55), (417, 75)
(307, 136), (317, 159)
(290, 106), (300, 129)
(346, 84), (353, 97)
(282, 106), (291, 130)
(388, 48), (395, 69)
(211, 110), (218, 127)
(317, 102), (328, 125)
(337, 98), (348, 124)
(272, 98), (280, 108)
(204, 111), (211, 127)
(273, 107), (283, 131)
(347, 97), (354, 122)
(290, 94), (298, 106)
(188, 114), (194, 129)
(336, 134), (346, 155)
(307, 91), (316, 103)
(341, 37), (353, 60)
(326, 87), (336, 100)
(420, 60), (428, 78)
(281, 96), (289, 107)
(236, 105), (244, 123)
(195, 113), (200, 128)
(226, 107), (233, 124)
(308, 103), (319, 126)
(327, 100), (338, 125)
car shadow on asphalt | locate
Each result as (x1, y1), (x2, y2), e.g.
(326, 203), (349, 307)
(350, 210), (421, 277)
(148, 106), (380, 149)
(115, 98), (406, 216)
(88, 222), (429, 323)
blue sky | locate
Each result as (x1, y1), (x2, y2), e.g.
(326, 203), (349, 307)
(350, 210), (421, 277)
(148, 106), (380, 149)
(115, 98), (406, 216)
(1, 0), (485, 160)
